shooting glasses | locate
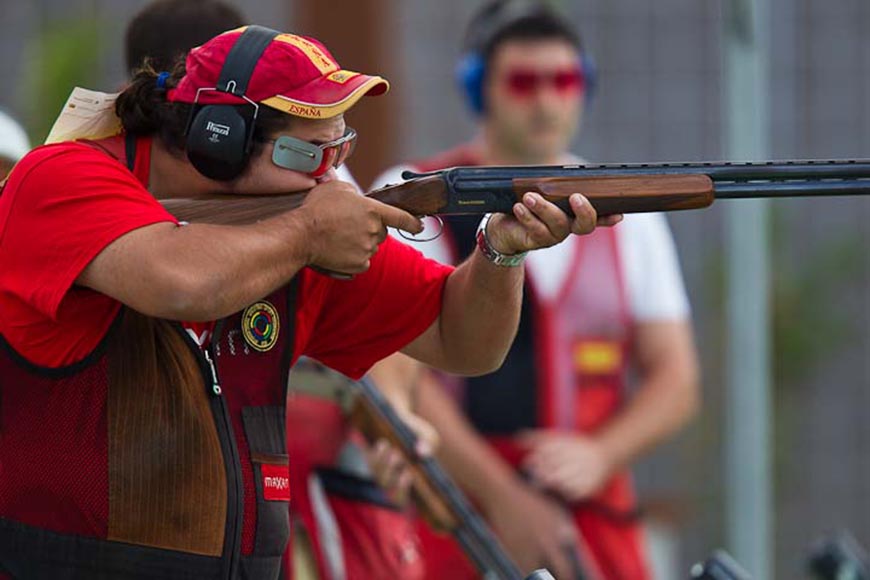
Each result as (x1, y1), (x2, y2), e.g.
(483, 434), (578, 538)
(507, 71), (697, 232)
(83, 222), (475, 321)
(268, 126), (357, 178)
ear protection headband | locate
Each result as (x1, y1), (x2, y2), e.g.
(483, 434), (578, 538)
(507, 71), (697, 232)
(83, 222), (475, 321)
(185, 25), (279, 181)
(456, 0), (597, 115)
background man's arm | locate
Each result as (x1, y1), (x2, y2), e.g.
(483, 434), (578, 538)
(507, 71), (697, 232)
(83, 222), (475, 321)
(595, 319), (700, 468)
(413, 370), (582, 578)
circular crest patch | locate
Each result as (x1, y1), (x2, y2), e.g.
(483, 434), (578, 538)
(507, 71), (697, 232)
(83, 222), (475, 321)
(242, 301), (280, 352)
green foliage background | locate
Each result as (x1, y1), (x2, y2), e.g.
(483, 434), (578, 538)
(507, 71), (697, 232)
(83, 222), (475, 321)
(24, 18), (104, 143)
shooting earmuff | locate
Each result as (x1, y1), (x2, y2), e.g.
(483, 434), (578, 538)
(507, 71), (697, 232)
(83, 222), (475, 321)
(185, 25), (279, 181)
(456, 0), (597, 115)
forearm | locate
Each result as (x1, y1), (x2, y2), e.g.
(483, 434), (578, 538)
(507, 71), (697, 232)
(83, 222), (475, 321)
(80, 210), (311, 321)
(431, 249), (524, 375)
(595, 373), (699, 471)
(164, 214), (311, 318)
(595, 322), (700, 469)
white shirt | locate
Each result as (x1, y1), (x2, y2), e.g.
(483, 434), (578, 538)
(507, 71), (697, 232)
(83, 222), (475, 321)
(371, 164), (691, 322)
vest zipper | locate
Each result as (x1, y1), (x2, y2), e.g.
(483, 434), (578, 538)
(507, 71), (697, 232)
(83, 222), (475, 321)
(204, 349), (222, 395)
(178, 321), (242, 580)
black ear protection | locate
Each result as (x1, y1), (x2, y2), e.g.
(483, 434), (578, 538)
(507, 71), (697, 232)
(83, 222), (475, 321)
(185, 25), (279, 181)
(456, 0), (597, 115)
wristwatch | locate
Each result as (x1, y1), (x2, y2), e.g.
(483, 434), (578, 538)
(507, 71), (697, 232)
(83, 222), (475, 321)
(475, 213), (528, 267)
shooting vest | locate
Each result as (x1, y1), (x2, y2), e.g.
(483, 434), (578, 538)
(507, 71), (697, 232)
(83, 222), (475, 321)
(412, 145), (651, 580)
(0, 135), (297, 580)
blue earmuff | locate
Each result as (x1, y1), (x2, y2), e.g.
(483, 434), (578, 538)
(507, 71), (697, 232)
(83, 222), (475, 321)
(456, 52), (488, 115)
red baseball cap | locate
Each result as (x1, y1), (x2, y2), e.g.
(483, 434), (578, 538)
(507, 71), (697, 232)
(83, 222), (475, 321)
(167, 26), (389, 119)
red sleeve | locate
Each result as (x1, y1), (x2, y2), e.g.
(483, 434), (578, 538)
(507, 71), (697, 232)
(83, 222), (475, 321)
(0, 143), (177, 367)
(301, 236), (454, 379)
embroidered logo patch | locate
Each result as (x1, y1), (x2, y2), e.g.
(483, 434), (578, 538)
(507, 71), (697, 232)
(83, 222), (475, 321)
(242, 301), (280, 352)
(326, 70), (358, 84)
(261, 464), (291, 502)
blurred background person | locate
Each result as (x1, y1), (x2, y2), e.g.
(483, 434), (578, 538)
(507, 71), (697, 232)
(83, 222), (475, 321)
(124, 0), (244, 76)
(0, 110), (30, 179)
(371, 1), (700, 578)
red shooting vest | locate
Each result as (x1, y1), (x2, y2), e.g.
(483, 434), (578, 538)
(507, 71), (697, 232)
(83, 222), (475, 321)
(0, 135), (295, 580)
(413, 145), (651, 580)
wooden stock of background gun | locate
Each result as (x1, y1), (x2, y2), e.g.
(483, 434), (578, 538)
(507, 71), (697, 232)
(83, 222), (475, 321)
(163, 159), (870, 227)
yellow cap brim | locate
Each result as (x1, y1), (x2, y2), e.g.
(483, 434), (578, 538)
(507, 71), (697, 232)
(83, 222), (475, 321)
(261, 75), (390, 119)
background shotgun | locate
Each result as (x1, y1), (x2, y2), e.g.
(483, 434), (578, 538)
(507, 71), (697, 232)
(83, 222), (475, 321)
(163, 159), (870, 226)
(288, 360), (559, 580)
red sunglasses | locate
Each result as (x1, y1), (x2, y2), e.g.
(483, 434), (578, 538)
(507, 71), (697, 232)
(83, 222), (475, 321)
(502, 67), (585, 97)
(309, 128), (357, 178)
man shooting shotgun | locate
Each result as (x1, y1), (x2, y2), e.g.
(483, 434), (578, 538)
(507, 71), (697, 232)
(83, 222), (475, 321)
(0, 26), (611, 579)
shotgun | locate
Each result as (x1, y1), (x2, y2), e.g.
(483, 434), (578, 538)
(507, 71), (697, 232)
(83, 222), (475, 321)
(288, 359), (557, 580)
(163, 159), (870, 226)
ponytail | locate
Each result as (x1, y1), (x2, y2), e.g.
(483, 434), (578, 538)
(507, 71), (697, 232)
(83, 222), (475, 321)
(115, 57), (295, 158)
(115, 59), (190, 152)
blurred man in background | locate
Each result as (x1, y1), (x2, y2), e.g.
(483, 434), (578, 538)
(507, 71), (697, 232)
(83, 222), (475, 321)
(124, 0), (244, 76)
(372, 1), (701, 578)
(0, 110), (30, 179)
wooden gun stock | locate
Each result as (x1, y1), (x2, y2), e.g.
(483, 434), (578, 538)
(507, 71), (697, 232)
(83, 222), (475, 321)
(517, 174), (715, 215)
(348, 395), (458, 531)
(364, 174), (451, 215)
(162, 193), (307, 226)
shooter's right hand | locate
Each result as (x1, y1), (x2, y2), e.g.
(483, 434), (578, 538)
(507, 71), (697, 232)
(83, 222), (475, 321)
(297, 181), (423, 275)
